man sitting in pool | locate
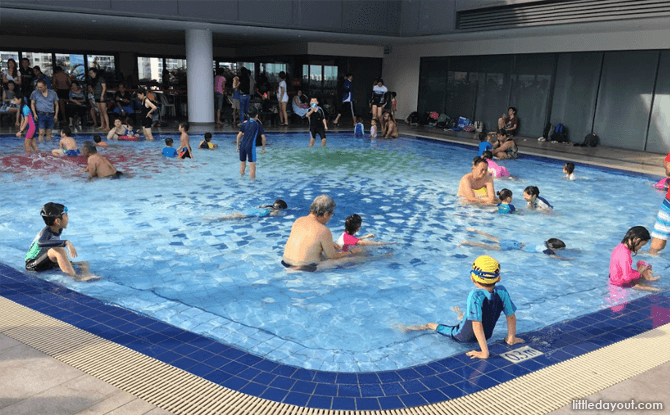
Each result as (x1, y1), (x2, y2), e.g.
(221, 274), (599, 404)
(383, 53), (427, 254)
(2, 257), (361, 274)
(458, 156), (496, 204)
(82, 141), (123, 179)
(25, 202), (100, 282)
(282, 194), (359, 272)
(51, 127), (80, 157)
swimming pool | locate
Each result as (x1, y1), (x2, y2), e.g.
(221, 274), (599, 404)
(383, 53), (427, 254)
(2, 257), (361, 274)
(1, 132), (667, 373)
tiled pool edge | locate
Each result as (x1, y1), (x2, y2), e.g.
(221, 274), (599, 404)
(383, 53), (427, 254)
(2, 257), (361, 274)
(1, 263), (668, 412)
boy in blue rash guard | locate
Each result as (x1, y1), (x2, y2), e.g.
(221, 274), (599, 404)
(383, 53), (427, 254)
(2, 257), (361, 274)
(25, 202), (100, 282)
(162, 137), (178, 158)
(398, 255), (523, 359)
(478, 132), (493, 157)
(236, 107), (266, 179)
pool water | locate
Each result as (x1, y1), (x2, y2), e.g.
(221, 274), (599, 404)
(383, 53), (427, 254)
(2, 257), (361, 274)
(0, 132), (668, 372)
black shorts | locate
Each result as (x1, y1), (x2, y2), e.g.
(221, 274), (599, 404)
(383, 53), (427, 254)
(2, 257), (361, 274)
(25, 252), (59, 272)
(310, 125), (326, 139)
(142, 116), (153, 128)
(57, 89), (70, 100)
(110, 171), (124, 179)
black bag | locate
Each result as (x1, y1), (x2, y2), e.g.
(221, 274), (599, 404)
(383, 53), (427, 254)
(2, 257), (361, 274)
(542, 122), (553, 139)
(550, 123), (568, 143)
(407, 111), (419, 125)
(579, 133), (599, 147)
(418, 112), (431, 125)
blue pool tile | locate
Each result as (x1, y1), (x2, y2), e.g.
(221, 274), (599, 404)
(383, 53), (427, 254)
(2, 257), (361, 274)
(237, 368), (261, 381)
(173, 343), (199, 356)
(338, 384), (361, 397)
(503, 364), (531, 377)
(426, 362), (449, 373)
(331, 397), (356, 411)
(137, 344), (168, 359)
(240, 382), (266, 397)
(291, 381), (316, 395)
(252, 372), (276, 386)
(561, 344), (588, 358)
(436, 357), (466, 371)
(313, 371), (337, 384)
(260, 387), (288, 403)
(155, 350), (182, 364)
(356, 397), (381, 410)
(545, 349), (574, 364)
(380, 382), (406, 396)
(291, 369), (315, 381)
(487, 369), (515, 384)
(188, 364), (215, 378)
(398, 393), (428, 408)
(222, 376), (249, 390)
(314, 383), (337, 396)
(420, 375), (447, 389)
(220, 361), (248, 375)
(420, 389), (447, 404)
(377, 371), (402, 383)
(271, 365), (296, 378)
(237, 353), (263, 366)
(221, 347), (246, 360)
(188, 349), (216, 362)
(414, 365), (438, 377)
(283, 392), (310, 406)
(202, 370), (232, 385)
(396, 368), (422, 381)
(358, 373), (380, 384)
(270, 376), (296, 390)
(252, 359), (279, 372)
(439, 385), (466, 399)
(453, 380), (483, 395)
(378, 396), (405, 410)
(336, 373), (358, 384)
(518, 359), (545, 372)
(360, 383), (384, 397)
(307, 395), (332, 410)
(203, 341), (230, 355)
(437, 371), (462, 384)
(400, 379), (428, 394)
(203, 355), (231, 369)
(171, 357), (198, 371)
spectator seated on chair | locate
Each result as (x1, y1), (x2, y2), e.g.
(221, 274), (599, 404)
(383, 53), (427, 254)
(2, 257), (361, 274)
(113, 82), (136, 119)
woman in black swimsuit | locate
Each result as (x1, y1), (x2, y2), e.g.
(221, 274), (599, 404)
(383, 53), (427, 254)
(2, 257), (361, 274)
(136, 87), (157, 141)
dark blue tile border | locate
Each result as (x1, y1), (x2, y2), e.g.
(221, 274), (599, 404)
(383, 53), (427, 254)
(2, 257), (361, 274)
(1, 263), (668, 410)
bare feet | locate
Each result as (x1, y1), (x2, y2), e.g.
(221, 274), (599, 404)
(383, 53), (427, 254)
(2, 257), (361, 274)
(393, 323), (431, 333)
(74, 274), (102, 282)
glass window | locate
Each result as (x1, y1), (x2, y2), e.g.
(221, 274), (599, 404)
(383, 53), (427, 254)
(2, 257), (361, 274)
(0, 51), (19, 77)
(302, 64), (309, 86)
(323, 65), (338, 89)
(22, 52), (53, 77)
(165, 58), (187, 87)
(310, 65), (322, 83)
(261, 63), (287, 83)
(87, 54), (115, 84)
(138, 56), (163, 83)
(55, 53), (86, 81)
(218, 62), (237, 74)
(238, 62), (254, 76)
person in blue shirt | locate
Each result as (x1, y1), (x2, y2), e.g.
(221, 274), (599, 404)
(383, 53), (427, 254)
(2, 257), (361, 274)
(162, 137), (178, 158)
(398, 255), (523, 359)
(25, 202), (100, 282)
(478, 132), (493, 157)
(460, 228), (572, 260)
(496, 188), (516, 214)
(236, 107), (266, 179)
(354, 117), (364, 137)
(333, 73), (355, 127)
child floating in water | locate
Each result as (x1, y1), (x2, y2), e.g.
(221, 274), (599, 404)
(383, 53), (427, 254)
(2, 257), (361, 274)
(25, 202), (100, 282)
(52, 127), (80, 157)
(199, 132), (218, 149)
(93, 135), (107, 147)
(396, 255), (523, 359)
(563, 162), (576, 181)
(481, 150), (511, 179)
(609, 226), (660, 291)
(336, 214), (393, 251)
(524, 186), (552, 210)
(460, 228), (572, 260)
(211, 199), (288, 220)
(497, 188), (516, 214)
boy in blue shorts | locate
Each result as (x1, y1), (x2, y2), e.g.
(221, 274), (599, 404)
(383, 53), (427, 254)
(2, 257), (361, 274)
(398, 255), (523, 359)
(236, 107), (266, 179)
(25, 202), (100, 282)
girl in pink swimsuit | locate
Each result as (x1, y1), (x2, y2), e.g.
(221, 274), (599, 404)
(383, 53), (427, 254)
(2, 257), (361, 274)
(15, 95), (38, 152)
(609, 226), (660, 291)
(336, 214), (393, 251)
(481, 151), (509, 178)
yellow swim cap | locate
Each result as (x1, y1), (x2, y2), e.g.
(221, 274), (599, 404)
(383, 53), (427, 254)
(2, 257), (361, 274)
(471, 255), (501, 284)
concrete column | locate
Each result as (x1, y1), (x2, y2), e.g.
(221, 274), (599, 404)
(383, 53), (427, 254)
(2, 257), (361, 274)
(185, 29), (214, 123)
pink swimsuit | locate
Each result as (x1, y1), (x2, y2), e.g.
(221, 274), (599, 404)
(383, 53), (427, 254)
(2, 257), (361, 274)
(609, 243), (640, 286)
(654, 177), (670, 190)
(486, 159), (509, 178)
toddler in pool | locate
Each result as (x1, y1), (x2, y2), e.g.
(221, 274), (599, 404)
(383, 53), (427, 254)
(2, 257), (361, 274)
(497, 188), (516, 214)
(563, 162), (576, 180)
(609, 226), (660, 291)
(336, 214), (393, 251)
(481, 150), (509, 178)
(524, 186), (552, 210)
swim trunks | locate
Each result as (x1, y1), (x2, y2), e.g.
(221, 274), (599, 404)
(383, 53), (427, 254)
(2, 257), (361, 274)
(652, 197), (670, 241)
(310, 124), (326, 140)
(179, 148), (192, 159)
(64, 149), (80, 157)
(500, 240), (522, 251)
(281, 260), (317, 272)
(110, 171), (123, 179)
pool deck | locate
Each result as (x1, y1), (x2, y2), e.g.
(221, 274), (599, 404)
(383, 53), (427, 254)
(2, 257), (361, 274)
(1, 121), (669, 415)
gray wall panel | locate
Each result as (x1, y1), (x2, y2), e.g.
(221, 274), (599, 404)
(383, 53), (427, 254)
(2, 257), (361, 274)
(293, 0), (342, 30)
(418, 0), (455, 35)
(509, 54), (555, 137)
(239, 0), (294, 26)
(418, 57), (448, 114)
(593, 51), (658, 150)
(550, 52), (602, 143)
(400, 0), (420, 36)
(342, 1), (400, 35)
(110, 0), (179, 16)
(645, 50), (670, 154)
(177, 1), (238, 21)
(33, 0), (110, 8)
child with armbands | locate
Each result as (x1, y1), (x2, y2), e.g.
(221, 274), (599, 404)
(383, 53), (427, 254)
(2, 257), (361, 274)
(335, 214), (393, 251)
(460, 228), (573, 260)
(497, 188), (516, 214)
(524, 186), (552, 210)
(609, 226), (660, 291)
(397, 255), (523, 359)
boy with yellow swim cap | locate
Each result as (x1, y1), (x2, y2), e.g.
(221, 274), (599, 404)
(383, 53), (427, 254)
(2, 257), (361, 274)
(398, 255), (524, 359)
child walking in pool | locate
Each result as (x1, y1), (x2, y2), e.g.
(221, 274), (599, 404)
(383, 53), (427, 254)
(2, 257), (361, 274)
(460, 228), (572, 260)
(336, 214), (394, 251)
(14, 95), (38, 153)
(397, 255), (523, 359)
(609, 226), (660, 291)
(177, 121), (193, 159)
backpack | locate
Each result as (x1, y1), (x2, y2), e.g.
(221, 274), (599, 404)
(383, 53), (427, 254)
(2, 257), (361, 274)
(436, 114), (450, 128)
(419, 112), (431, 125)
(406, 111), (419, 125)
(551, 123), (568, 143)
(542, 122), (554, 139)
(579, 133), (599, 147)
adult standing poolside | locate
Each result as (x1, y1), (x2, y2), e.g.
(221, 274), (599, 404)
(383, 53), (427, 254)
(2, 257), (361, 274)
(19, 58), (33, 94)
(650, 152), (670, 254)
(30, 79), (58, 143)
(282, 195), (356, 272)
(89, 68), (109, 131)
(458, 156), (496, 204)
(333, 73), (355, 127)
(214, 68), (226, 125)
(52, 66), (71, 123)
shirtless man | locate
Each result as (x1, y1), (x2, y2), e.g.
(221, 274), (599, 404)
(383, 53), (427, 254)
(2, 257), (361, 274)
(107, 118), (137, 140)
(381, 111), (399, 138)
(282, 194), (357, 272)
(82, 141), (122, 179)
(458, 156), (496, 204)
(52, 127), (80, 157)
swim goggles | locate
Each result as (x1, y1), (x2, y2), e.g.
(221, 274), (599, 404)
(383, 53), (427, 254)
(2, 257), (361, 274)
(471, 269), (500, 279)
